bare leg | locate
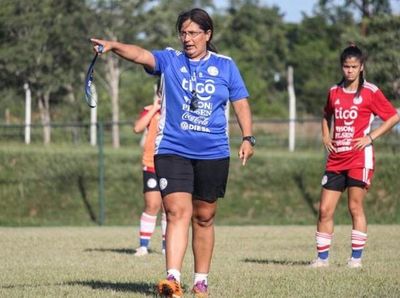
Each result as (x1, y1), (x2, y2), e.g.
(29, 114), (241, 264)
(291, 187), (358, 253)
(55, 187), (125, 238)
(192, 199), (217, 273)
(143, 191), (163, 216)
(309, 188), (343, 266)
(317, 188), (342, 233)
(348, 186), (368, 232)
(135, 191), (163, 255)
(163, 192), (193, 271)
(347, 186), (368, 266)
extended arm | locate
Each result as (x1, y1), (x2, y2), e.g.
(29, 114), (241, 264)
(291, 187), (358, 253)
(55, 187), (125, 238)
(90, 38), (156, 71)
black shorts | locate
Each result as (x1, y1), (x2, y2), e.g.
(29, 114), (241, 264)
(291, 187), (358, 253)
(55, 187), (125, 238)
(154, 154), (230, 203)
(321, 170), (370, 192)
(143, 170), (160, 193)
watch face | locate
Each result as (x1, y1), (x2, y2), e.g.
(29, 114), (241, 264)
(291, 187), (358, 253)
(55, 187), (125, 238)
(249, 136), (256, 146)
(243, 136), (256, 146)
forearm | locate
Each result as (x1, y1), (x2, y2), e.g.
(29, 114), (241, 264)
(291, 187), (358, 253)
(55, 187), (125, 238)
(321, 117), (331, 139)
(133, 109), (158, 134)
(232, 99), (253, 137)
(369, 113), (400, 141)
(111, 42), (155, 69)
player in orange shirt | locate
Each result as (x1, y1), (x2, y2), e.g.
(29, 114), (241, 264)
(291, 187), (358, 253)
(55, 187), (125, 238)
(133, 80), (166, 256)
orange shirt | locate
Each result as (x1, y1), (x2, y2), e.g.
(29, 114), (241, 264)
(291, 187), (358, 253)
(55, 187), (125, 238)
(140, 107), (160, 170)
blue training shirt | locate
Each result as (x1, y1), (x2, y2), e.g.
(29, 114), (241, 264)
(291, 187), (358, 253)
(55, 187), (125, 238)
(148, 48), (249, 159)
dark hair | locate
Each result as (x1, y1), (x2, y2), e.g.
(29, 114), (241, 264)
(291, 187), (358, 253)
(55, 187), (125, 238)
(176, 8), (218, 53)
(337, 44), (366, 96)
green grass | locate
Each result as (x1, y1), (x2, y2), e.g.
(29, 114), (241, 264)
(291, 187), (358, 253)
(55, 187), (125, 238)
(1, 225), (399, 297)
(1, 144), (399, 226)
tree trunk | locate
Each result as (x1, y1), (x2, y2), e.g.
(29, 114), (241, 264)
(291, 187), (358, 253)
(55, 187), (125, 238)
(65, 84), (80, 144)
(65, 84), (76, 104)
(105, 51), (121, 148)
(360, 0), (371, 36)
(38, 91), (51, 145)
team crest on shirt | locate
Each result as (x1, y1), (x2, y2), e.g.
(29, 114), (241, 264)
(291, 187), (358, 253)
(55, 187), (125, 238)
(353, 96), (363, 105)
(207, 66), (219, 76)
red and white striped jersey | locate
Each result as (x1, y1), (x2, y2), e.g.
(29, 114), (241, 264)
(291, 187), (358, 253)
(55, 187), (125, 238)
(323, 81), (397, 171)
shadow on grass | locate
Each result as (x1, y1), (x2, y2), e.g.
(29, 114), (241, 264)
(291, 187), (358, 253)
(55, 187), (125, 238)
(66, 280), (156, 295)
(1, 280), (157, 295)
(0, 283), (53, 289)
(243, 258), (309, 266)
(84, 248), (135, 254)
(83, 248), (159, 255)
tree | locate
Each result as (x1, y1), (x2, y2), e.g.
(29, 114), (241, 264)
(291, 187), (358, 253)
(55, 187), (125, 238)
(217, 1), (289, 117)
(139, 0), (214, 48)
(342, 15), (400, 102)
(289, 0), (399, 116)
(87, 0), (151, 148)
(0, 0), (94, 143)
(316, 0), (399, 104)
(318, 0), (394, 35)
(287, 15), (350, 115)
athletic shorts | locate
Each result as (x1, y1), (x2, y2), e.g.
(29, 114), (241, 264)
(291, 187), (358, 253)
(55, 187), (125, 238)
(154, 154), (230, 203)
(321, 168), (374, 192)
(143, 170), (160, 193)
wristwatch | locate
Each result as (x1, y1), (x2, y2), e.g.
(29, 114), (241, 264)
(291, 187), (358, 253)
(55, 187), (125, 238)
(242, 136), (256, 147)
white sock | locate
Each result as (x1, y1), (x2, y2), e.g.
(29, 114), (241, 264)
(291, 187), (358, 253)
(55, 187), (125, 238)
(194, 273), (208, 285)
(167, 269), (181, 282)
(315, 231), (333, 260)
(139, 212), (157, 247)
(351, 229), (367, 259)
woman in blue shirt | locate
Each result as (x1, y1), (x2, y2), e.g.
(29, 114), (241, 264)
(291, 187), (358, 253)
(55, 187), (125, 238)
(91, 8), (254, 297)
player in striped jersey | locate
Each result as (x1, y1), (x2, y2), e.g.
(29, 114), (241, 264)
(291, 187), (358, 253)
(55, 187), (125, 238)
(133, 80), (166, 257)
(310, 45), (399, 268)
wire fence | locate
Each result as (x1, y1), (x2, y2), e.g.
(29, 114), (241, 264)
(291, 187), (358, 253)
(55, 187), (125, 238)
(1, 118), (398, 152)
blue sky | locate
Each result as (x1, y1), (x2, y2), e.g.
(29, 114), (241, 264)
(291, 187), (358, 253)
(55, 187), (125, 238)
(216, 0), (400, 23)
(258, 0), (317, 23)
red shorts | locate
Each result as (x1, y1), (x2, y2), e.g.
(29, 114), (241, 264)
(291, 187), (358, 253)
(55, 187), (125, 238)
(321, 168), (374, 192)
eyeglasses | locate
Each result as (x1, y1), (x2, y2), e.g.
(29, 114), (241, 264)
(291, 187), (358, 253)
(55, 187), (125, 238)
(190, 90), (200, 111)
(179, 30), (204, 39)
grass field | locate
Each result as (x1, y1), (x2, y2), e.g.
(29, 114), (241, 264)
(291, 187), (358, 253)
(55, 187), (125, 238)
(1, 225), (399, 297)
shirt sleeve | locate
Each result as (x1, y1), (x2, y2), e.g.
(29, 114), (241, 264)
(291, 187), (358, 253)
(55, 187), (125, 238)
(144, 49), (174, 76)
(370, 89), (397, 121)
(228, 59), (249, 101)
